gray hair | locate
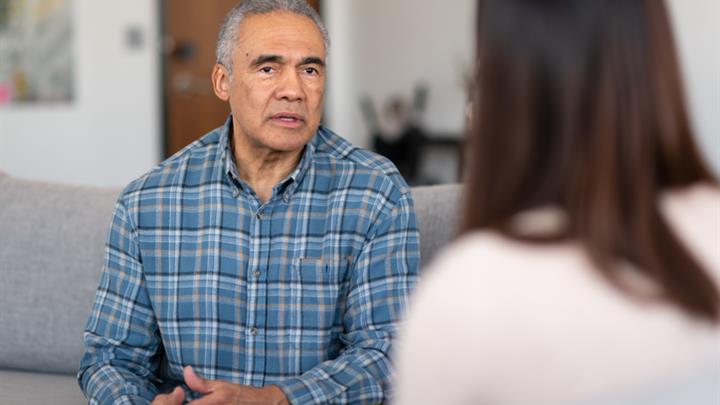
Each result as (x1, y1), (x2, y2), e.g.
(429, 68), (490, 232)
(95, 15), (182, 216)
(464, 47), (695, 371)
(216, 0), (330, 73)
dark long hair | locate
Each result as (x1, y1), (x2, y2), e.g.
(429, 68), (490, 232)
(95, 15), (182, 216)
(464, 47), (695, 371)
(465, 0), (719, 321)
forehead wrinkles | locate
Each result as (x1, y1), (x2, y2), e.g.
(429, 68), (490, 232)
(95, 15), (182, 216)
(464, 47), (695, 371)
(235, 13), (325, 61)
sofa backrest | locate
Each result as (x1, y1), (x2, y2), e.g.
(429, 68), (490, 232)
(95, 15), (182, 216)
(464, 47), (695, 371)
(0, 174), (121, 375)
(411, 184), (462, 266)
(0, 173), (462, 375)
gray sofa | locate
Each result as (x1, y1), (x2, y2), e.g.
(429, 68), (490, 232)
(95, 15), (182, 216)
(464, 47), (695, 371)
(0, 172), (461, 404)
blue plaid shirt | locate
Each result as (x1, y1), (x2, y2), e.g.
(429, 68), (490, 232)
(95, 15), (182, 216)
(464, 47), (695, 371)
(78, 117), (420, 405)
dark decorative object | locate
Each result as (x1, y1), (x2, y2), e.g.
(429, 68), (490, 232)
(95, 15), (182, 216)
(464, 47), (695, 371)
(360, 84), (461, 185)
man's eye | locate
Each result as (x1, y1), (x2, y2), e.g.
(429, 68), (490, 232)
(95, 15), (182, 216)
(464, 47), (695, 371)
(304, 67), (319, 75)
(260, 66), (274, 74)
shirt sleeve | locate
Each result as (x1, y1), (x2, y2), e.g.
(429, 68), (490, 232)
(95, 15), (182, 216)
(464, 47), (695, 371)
(77, 200), (163, 404)
(274, 192), (421, 404)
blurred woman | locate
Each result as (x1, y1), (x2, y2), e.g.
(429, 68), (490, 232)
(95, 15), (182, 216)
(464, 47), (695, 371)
(394, 1), (719, 404)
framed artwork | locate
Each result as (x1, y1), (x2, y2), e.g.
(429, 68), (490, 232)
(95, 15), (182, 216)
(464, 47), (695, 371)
(0, 0), (74, 105)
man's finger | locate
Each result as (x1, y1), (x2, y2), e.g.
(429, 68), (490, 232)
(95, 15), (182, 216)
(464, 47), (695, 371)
(187, 392), (223, 405)
(183, 365), (212, 394)
(168, 386), (185, 405)
(151, 387), (185, 405)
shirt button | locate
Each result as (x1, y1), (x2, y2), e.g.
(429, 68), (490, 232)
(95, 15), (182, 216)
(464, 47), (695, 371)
(253, 270), (261, 278)
(250, 327), (258, 336)
(256, 211), (263, 220)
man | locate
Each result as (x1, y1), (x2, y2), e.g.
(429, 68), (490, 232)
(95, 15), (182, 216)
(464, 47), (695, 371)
(77, 0), (419, 404)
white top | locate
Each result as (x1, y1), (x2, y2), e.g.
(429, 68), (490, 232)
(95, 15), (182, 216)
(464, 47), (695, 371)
(394, 184), (720, 405)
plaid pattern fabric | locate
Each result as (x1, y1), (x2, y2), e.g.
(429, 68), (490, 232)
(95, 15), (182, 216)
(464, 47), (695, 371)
(78, 117), (420, 405)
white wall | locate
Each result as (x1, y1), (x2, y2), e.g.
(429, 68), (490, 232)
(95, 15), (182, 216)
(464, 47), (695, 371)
(324, 0), (719, 175)
(0, 0), (161, 188)
(667, 0), (720, 175)
(323, 0), (475, 149)
(323, 0), (364, 147)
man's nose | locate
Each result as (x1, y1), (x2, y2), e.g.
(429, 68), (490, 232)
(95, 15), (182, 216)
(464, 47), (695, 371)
(276, 70), (305, 102)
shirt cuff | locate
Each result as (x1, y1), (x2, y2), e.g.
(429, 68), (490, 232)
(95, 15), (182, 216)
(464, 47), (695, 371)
(274, 376), (335, 405)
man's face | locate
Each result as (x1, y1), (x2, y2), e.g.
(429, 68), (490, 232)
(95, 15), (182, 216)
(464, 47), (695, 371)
(213, 12), (326, 155)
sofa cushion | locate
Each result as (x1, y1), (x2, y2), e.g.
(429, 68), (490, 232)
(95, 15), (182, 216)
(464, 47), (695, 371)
(411, 184), (463, 267)
(0, 174), (121, 375)
(0, 369), (87, 404)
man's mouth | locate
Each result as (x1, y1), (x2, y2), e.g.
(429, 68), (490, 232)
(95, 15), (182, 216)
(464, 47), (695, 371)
(271, 113), (304, 123)
(269, 112), (305, 129)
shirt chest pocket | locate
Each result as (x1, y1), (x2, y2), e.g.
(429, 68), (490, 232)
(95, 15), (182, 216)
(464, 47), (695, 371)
(291, 255), (353, 329)
(293, 255), (351, 285)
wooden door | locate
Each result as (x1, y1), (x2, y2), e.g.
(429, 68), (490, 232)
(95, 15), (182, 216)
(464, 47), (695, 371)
(163, 0), (321, 157)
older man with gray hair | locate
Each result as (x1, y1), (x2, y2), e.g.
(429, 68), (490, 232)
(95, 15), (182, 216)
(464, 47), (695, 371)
(77, 1), (419, 404)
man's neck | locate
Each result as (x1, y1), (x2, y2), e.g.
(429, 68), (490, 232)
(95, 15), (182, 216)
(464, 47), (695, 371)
(231, 136), (303, 204)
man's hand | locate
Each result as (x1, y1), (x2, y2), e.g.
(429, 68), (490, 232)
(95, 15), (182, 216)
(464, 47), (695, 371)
(152, 386), (185, 405)
(184, 366), (290, 405)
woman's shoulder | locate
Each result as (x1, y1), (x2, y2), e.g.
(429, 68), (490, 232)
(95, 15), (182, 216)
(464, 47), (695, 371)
(662, 183), (720, 279)
(662, 182), (720, 215)
(421, 228), (586, 289)
(425, 183), (720, 287)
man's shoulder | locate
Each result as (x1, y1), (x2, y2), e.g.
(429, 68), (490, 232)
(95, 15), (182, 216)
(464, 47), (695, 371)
(119, 126), (225, 203)
(312, 127), (411, 201)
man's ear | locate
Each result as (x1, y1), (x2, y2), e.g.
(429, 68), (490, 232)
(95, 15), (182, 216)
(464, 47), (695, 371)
(212, 64), (230, 101)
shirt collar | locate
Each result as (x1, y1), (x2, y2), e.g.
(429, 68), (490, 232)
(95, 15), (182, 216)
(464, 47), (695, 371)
(281, 139), (314, 198)
(219, 115), (316, 200)
(219, 116), (241, 190)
